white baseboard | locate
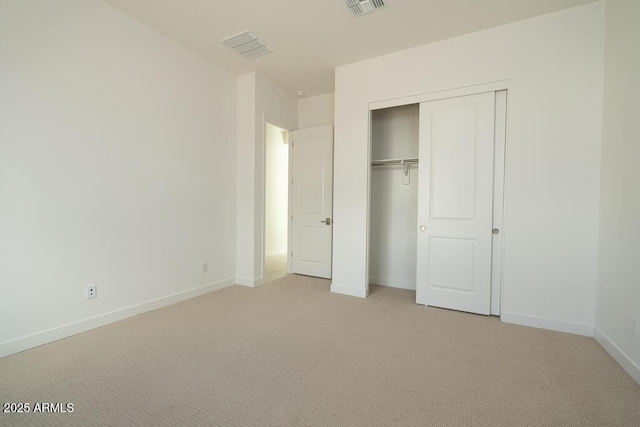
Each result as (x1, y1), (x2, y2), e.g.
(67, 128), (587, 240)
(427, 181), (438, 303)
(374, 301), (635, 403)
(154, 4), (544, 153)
(235, 277), (253, 287)
(500, 311), (594, 337)
(330, 283), (368, 298)
(0, 277), (235, 359)
(235, 277), (265, 288)
(369, 277), (416, 291)
(594, 327), (640, 385)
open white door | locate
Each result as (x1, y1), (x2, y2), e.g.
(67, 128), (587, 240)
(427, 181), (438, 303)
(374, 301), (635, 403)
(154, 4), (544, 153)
(416, 92), (495, 315)
(291, 125), (333, 278)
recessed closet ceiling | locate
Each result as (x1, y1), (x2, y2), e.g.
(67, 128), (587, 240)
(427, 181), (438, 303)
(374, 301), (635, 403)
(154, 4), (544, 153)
(103, 0), (596, 96)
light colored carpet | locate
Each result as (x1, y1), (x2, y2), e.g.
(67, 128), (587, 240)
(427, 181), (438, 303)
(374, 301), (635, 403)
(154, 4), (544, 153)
(1, 275), (639, 426)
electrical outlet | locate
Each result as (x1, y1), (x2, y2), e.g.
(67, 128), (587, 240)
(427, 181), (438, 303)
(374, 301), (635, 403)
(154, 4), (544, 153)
(86, 285), (97, 300)
(631, 317), (638, 339)
(201, 262), (208, 274)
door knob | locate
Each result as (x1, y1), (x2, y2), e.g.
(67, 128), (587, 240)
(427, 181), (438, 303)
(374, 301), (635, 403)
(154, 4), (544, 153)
(420, 225), (426, 231)
(321, 218), (331, 225)
(492, 228), (500, 235)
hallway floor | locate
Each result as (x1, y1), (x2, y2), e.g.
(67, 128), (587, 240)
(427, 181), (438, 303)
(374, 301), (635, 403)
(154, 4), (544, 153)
(265, 253), (288, 283)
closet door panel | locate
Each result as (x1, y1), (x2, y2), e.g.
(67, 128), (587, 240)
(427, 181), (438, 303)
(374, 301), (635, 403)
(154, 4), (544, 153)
(430, 105), (478, 220)
(416, 92), (495, 315)
(428, 238), (475, 292)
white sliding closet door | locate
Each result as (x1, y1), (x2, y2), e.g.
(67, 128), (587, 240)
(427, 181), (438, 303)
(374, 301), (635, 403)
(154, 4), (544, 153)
(416, 92), (495, 315)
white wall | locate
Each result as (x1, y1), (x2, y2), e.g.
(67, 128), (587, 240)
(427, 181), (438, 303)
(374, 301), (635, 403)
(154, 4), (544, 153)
(369, 105), (419, 290)
(235, 73), (297, 286)
(265, 123), (289, 256)
(298, 93), (334, 129)
(0, 0), (237, 356)
(594, 0), (640, 383)
(332, 2), (604, 335)
(235, 74), (257, 286)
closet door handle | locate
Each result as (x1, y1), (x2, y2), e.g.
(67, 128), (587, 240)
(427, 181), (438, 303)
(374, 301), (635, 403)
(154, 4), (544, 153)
(321, 218), (331, 225)
(420, 225), (426, 231)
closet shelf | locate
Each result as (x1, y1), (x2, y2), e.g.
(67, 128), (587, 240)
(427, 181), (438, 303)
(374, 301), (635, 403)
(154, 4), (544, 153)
(371, 158), (419, 166)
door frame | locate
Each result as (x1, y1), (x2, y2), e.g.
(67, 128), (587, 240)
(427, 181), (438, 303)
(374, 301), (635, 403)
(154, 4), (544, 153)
(491, 90), (508, 316)
(261, 115), (296, 282)
(366, 80), (509, 316)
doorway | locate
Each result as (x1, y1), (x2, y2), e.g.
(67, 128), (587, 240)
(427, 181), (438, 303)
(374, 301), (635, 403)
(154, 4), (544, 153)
(264, 122), (290, 283)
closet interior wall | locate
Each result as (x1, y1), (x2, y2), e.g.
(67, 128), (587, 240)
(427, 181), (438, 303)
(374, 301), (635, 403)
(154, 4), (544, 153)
(369, 104), (420, 290)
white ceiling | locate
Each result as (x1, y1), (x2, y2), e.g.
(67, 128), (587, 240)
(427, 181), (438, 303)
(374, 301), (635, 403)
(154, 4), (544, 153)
(103, 0), (596, 96)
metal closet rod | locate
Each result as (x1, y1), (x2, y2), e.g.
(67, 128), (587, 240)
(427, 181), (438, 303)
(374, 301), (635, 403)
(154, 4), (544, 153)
(370, 158), (419, 166)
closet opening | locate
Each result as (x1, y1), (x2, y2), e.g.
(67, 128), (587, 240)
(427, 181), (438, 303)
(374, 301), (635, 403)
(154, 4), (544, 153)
(369, 104), (420, 292)
(264, 122), (290, 283)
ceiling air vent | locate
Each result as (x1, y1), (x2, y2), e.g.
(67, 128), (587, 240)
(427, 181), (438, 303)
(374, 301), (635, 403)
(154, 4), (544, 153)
(221, 30), (273, 60)
(344, 0), (388, 18)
